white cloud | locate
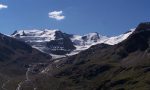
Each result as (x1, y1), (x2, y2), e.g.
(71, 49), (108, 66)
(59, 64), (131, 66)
(0, 4), (8, 10)
(48, 11), (65, 20)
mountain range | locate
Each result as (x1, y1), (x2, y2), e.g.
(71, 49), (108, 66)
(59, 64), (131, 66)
(11, 28), (134, 58)
(0, 22), (150, 90)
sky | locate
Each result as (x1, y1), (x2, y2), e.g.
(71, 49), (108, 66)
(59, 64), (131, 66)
(0, 0), (150, 36)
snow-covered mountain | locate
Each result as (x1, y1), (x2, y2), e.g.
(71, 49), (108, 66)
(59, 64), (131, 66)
(12, 29), (134, 57)
(103, 29), (134, 45)
(70, 30), (134, 55)
(12, 29), (75, 55)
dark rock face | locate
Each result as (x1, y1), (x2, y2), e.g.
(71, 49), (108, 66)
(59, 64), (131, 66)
(46, 31), (76, 55)
(134, 22), (150, 32)
(82, 32), (100, 42)
(47, 38), (76, 55)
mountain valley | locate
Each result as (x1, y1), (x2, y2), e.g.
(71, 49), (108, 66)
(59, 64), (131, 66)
(0, 22), (150, 90)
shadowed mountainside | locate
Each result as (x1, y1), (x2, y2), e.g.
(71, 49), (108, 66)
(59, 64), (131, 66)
(0, 33), (52, 90)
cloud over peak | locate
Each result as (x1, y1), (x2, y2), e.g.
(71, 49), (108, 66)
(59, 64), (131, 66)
(0, 4), (8, 10)
(48, 11), (65, 20)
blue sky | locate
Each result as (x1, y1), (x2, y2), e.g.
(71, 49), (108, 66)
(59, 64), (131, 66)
(0, 0), (150, 36)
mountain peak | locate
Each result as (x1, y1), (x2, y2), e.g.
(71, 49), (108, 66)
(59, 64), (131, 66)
(12, 29), (59, 37)
(82, 32), (100, 41)
(135, 22), (150, 32)
(118, 22), (150, 53)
